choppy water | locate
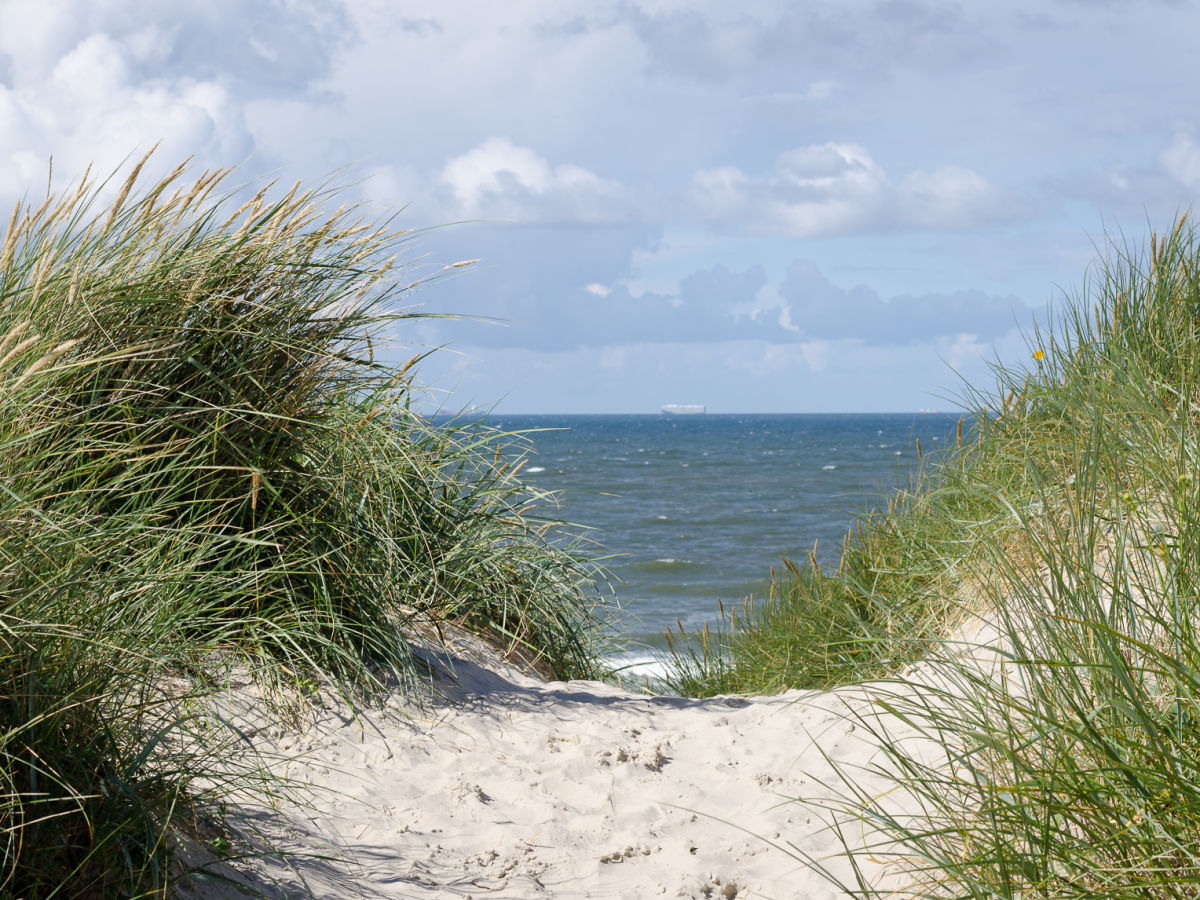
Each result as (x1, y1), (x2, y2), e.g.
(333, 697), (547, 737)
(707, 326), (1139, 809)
(483, 413), (962, 674)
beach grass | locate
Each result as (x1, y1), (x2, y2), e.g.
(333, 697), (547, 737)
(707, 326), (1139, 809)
(661, 432), (982, 695)
(0, 154), (604, 897)
(669, 214), (1200, 895)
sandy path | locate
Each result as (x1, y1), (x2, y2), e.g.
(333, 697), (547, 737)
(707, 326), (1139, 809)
(177, 631), (957, 900)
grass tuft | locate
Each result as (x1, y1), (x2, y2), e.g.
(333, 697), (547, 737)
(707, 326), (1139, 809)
(0, 155), (605, 897)
(673, 213), (1200, 896)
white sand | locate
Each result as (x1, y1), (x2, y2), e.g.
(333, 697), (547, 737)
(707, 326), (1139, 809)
(176, 626), (988, 900)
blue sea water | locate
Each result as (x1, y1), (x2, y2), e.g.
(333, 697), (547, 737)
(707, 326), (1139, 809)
(483, 413), (963, 676)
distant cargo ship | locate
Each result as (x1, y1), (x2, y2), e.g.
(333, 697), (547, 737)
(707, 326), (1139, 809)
(660, 404), (706, 415)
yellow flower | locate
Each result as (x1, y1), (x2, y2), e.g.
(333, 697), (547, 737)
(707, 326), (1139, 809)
(1033, 349), (1045, 361)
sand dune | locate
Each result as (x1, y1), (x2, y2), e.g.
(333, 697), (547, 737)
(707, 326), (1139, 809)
(177, 627), (978, 899)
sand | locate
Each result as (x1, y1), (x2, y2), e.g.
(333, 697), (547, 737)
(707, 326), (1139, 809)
(175, 625), (991, 900)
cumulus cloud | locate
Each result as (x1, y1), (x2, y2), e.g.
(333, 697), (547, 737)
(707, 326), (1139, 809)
(435, 136), (632, 223)
(0, 0), (1177, 414)
(0, 37), (240, 197)
(691, 142), (1014, 236)
(0, 0), (351, 200)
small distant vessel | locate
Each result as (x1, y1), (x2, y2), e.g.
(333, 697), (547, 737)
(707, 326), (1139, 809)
(660, 404), (706, 415)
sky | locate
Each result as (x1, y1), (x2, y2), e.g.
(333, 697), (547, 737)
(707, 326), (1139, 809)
(0, 0), (1198, 413)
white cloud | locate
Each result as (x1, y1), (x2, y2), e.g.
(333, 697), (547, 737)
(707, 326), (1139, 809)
(777, 303), (801, 333)
(0, 18), (244, 202)
(0, 0), (1191, 414)
(772, 142), (888, 234)
(436, 136), (632, 223)
(0, 0), (351, 205)
(691, 142), (1011, 236)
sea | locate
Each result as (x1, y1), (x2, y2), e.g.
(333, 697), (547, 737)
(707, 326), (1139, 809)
(482, 412), (963, 680)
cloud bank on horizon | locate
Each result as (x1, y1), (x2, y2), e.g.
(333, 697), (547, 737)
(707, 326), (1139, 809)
(0, 0), (1197, 412)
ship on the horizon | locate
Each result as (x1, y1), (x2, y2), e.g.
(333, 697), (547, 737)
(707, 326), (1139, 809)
(660, 404), (706, 415)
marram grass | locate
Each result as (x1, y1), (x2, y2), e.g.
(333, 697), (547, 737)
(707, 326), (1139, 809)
(669, 214), (1200, 897)
(0, 153), (605, 897)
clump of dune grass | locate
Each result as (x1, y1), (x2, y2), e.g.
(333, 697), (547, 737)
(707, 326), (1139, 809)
(0, 619), (274, 898)
(0, 153), (604, 897)
(699, 214), (1200, 897)
(818, 215), (1200, 898)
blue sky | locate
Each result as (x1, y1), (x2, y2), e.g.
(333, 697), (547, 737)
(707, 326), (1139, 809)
(1, 0), (1198, 412)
